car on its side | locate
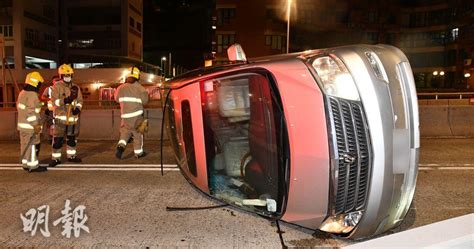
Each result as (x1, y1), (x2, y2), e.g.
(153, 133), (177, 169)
(162, 44), (419, 239)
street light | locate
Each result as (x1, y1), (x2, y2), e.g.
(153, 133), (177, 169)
(286, 0), (292, 54)
(161, 56), (167, 76)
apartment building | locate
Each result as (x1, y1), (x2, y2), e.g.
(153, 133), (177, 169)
(213, 0), (288, 62)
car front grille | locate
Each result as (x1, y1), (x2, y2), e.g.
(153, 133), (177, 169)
(328, 97), (371, 215)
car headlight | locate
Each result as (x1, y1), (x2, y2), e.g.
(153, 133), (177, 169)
(311, 56), (360, 101)
(319, 211), (363, 234)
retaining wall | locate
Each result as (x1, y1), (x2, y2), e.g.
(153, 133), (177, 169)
(1, 106), (474, 140)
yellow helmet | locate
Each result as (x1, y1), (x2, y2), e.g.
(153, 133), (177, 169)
(126, 66), (140, 80)
(25, 72), (44, 87)
(58, 64), (74, 75)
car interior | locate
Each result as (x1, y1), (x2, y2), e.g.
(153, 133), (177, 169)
(200, 73), (283, 215)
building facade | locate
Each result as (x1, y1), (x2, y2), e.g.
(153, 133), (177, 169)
(60, 0), (143, 66)
(0, 0), (59, 70)
(291, 0), (474, 89)
(213, 0), (288, 62)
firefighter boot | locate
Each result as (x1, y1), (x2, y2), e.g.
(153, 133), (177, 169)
(67, 156), (82, 163)
(28, 166), (48, 173)
(115, 146), (125, 159)
(49, 159), (61, 167)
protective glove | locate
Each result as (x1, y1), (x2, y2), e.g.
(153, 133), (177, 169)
(136, 119), (149, 134)
(33, 124), (42, 134)
(64, 96), (73, 105)
(72, 107), (81, 115)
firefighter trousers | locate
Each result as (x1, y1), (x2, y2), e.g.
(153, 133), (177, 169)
(117, 117), (144, 155)
(51, 121), (79, 160)
(19, 131), (40, 169)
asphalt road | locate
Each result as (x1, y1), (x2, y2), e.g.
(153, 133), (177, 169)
(0, 138), (473, 248)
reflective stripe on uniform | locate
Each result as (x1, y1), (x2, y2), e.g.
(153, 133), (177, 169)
(76, 103), (83, 108)
(26, 116), (37, 122)
(47, 102), (53, 108)
(119, 97), (142, 103)
(56, 116), (78, 122)
(26, 160), (39, 167)
(118, 140), (127, 146)
(52, 153), (61, 158)
(121, 110), (143, 119)
(35, 108), (41, 113)
(18, 103), (26, 110)
(22, 159), (28, 164)
(134, 149), (143, 154)
(55, 99), (61, 106)
(67, 149), (76, 155)
(18, 123), (34, 129)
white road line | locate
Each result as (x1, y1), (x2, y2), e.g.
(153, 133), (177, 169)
(0, 167), (180, 171)
(419, 163), (474, 167)
(1, 163), (474, 171)
(419, 167), (474, 171)
(0, 163), (178, 168)
(0, 163), (180, 171)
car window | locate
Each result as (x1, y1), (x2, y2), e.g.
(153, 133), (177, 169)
(200, 71), (287, 216)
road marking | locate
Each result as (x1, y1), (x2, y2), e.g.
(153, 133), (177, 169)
(1, 163), (474, 171)
(0, 167), (179, 171)
(0, 163), (179, 171)
(419, 167), (474, 171)
(419, 163), (474, 167)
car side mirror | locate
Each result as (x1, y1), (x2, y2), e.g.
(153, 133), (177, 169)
(227, 44), (247, 62)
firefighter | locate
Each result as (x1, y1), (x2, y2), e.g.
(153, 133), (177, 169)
(40, 75), (59, 143)
(49, 64), (83, 167)
(17, 72), (47, 172)
(114, 66), (149, 159)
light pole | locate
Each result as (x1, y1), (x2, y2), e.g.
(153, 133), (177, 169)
(161, 56), (167, 77)
(286, 0), (292, 54)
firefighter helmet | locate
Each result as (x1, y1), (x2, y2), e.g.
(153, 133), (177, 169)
(126, 66), (140, 80)
(25, 72), (44, 87)
(58, 64), (74, 75)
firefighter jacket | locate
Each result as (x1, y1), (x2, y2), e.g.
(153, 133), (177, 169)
(114, 82), (149, 123)
(41, 85), (54, 111)
(17, 90), (42, 131)
(51, 80), (83, 124)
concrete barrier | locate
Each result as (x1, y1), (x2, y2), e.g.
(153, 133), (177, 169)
(417, 104), (474, 137)
(449, 106), (474, 136)
(419, 105), (452, 137)
(0, 109), (167, 141)
(0, 111), (18, 140)
(78, 110), (116, 140)
(1, 106), (474, 139)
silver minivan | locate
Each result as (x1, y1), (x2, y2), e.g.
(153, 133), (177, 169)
(163, 44), (419, 239)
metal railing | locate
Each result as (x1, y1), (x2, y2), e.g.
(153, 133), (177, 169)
(417, 92), (474, 100)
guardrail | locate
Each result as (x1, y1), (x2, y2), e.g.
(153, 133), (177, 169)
(417, 92), (474, 100)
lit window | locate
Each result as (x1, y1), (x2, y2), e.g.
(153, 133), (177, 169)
(68, 39), (94, 49)
(451, 28), (459, 41)
(217, 34), (235, 53)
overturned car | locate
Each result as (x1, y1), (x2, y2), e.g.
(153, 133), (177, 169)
(162, 44), (419, 239)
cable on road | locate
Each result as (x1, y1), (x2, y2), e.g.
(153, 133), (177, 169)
(166, 204), (229, 211)
(275, 219), (288, 249)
